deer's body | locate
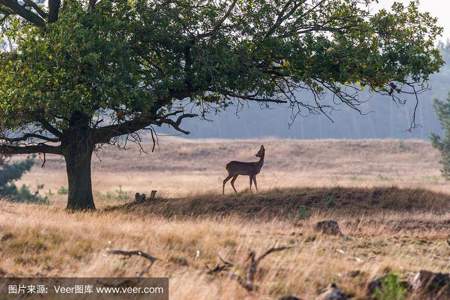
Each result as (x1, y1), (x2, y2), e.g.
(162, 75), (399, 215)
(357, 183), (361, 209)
(223, 145), (265, 194)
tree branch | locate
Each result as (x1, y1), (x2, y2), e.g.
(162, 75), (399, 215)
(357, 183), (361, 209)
(154, 112), (197, 135)
(221, 90), (288, 104)
(263, 0), (303, 39)
(94, 110), (197, 144)
(93, 114), (155, 144)
(0, 133), (60, 143)
(196, 0), (238, 39)
(0, 0), (45, 27)
(0, 4), (13, 23)
(48, 0), (60, 23)
(88, 0), (98, 11)
(39, 119), (63, 138)
(23, 0), (47, 19)
(0, 144), (62, 155)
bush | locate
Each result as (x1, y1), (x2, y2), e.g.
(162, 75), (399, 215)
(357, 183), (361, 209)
(297, 206), (310, 220)
(0, 155), (48, 204)
(373, 273), (407, 300)
(103, 186), (130, 201)
(323, 194), (336, 208)
(432, 95), (450, 178)
(57, 186), (68, 195)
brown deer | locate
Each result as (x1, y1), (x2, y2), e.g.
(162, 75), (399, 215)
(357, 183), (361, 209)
(223, 145), (265, 194)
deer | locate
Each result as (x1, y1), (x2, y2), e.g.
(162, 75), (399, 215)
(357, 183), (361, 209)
(223, 145), (265, 194)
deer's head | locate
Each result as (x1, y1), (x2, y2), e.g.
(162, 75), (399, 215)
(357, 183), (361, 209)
(256, 145), (265, 157)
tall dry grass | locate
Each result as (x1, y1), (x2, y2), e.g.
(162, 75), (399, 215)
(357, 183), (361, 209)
(1, 138), (450, 299)
(1, 201), (449, 299)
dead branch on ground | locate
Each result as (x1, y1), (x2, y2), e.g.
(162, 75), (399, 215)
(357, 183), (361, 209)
(107, 249), (158, 263)
(207, 246), (293, 291)
(107, 249), (159, 277)
(206, 255), (234, 275)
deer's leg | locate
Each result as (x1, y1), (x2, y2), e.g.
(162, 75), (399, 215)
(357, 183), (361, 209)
(249, 175), (253, 192)
(231, 175), (238, 193)
(253, 176), (258, 191)
(223, 174), (233, 195)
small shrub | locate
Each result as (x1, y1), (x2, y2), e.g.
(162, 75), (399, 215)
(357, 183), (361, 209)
(323, 194), (336, 208)
(9, 184), (48, 204)
(373, 273), (407, 300)
(0, 157), (34, 186)
(114, 186), (129, 201)
(0, 156), (48, 204)
(297, 206), (310, 220)
(102, 186), (130, 201)
(57, 186), (68, 195)
(432, 95), (450, 178)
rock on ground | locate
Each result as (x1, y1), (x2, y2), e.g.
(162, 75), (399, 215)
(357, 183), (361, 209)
(314, 220), (342, 236)
(316, 283), (348, 300)
(410, 270), (450, 300)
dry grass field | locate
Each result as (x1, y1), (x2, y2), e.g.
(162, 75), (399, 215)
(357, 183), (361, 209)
(1, 138), (450, 299)
(16, 137), (450, 205)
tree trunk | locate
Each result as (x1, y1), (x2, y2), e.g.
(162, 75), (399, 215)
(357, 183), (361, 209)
(64, 148), (95, 210)
(63, 111), (96, 210)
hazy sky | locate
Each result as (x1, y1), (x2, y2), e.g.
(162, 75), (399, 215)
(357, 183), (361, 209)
(376, 1), (450, 40)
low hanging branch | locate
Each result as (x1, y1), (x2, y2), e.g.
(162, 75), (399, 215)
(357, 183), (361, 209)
(0, 133), (60, 143)
(0, 143), (62, 155)
(93, 110), (197, 144)
(207, 246), (293, 292)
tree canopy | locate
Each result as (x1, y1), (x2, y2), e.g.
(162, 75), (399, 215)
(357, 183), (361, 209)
(0, 0), (444, 209)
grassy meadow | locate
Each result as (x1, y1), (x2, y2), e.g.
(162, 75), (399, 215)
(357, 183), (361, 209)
(1, 138), (450, 299)
(17, 138), (449, 205)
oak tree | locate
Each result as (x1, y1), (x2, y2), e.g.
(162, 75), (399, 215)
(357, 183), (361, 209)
(0, 0), (443, 209)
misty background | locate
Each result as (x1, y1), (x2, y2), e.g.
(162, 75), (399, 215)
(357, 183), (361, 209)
(159, 45), (450, 140)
